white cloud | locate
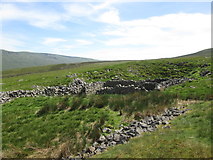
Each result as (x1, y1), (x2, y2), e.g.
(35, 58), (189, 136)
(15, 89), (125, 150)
(63, 4), (93, 17)
(42, 39), (93, 55)
(0, 2), (119, 30)
(97, 12), (210, 60)
(1, 2), (210, 60)
(96, 9), (120, 24)
(0, 1), (120, 30)
(0, 4), (66, 29)
(76, 42), (209, 61)
(83, 32), (96, 37)
(88, 0), (120, 11)
(63, 1), (122, 24)
(73, 12), (210, 60)
(75, 39), (93, 45)
(63, 0), (119, 17)
(43, 38), (67, 45)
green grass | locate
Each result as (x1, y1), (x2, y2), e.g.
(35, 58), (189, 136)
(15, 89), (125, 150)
(2, 56), (212, 158)
(2, 61), (128, 91)
(2, 57), (211, 101)
(94, 101), (212, 158)
(78, 57), (211, 82)
(165, 77), (212, 100)
(2, 91), (177, 158)
(2, 57), (211, 92)
(2, 96), (123, 158)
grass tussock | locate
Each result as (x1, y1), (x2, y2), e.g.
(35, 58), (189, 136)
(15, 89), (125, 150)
(2, 96), (123, 158)
(35, 91), (177, 118)
(3, 91), (177, 158)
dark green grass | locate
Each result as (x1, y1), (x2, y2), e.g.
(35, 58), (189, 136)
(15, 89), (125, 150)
(94, 101), (212, 158)
(2, 96), (123, 158)
(2, 91), (177, 158)
(36, 91), (177, 118)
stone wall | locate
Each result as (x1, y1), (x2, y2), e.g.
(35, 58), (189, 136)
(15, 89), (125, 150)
(0, 78), (193, 104)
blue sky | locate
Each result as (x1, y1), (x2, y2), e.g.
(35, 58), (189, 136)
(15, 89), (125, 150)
(0, 1), (211, 60)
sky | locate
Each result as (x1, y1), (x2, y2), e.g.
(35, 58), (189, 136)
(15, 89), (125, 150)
(0, 0), (211, 60)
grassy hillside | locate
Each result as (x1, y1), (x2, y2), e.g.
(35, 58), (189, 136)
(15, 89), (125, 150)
(1, 49), (96, 71)
(2, 61), (129, 91)
(178, 48), (212, 58)
(1, 61), (129, 78)
(2, 57), (211, 93)
(2, 92), (177, 158)
(1, 54), (212, 158)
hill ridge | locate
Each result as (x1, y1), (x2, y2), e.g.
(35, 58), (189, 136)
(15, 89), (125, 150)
(1, 49), (96, 71)
(177, 48), (212, 58)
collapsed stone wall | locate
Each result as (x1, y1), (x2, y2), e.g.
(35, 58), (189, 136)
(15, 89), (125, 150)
(0, 78), (193, 104)
(66, 105), (191, 159)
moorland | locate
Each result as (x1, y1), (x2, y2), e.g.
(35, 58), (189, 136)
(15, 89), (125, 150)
(1, 48), (212, 158)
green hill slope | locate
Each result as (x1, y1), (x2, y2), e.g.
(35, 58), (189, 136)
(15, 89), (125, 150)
(1, 49), (96, 71)
(1, 49), (212, 158)
(178, 48), (212, 58)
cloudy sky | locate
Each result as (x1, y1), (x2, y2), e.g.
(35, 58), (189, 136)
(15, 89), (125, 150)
(0, 0), (211, 60)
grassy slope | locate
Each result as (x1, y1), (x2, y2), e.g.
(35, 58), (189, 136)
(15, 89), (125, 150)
(2, 61), (128, 91)
(165, 78), (212, 100)
(2, 55), (212, 158)
(94, 101), (212, 158)
(2, 61), (129, 78)
(178, 48), (212, 58)
(2, 92), (177, 158)
(2, 96), (123, 158)
(2, 57), (211, 92)
(1, 49), (96, 71)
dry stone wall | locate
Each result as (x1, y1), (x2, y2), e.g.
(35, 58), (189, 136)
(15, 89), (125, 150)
(0, 78), (193, 104)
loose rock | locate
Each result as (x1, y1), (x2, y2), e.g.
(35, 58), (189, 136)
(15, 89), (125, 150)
(73, 106), (190, 159)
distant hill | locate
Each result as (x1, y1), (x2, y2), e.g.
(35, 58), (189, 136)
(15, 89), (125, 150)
(178, 48), (212, 58)
(1, 49), (96, 70)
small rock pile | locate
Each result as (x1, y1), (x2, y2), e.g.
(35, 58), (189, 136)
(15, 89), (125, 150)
(0, 78), (193, 104)
(158, 78), (193, 89)
(200, 70), (211, 77)
(69, 106), (191, 159)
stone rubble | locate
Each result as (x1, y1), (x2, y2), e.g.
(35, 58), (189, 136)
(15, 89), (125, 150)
(200, 70), (211, 77)
(0, 78), (193, 104)
(66, 106), (191, 159)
